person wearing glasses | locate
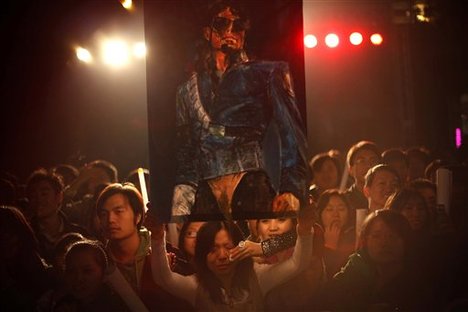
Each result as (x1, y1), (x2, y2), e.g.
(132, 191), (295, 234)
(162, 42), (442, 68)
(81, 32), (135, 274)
(171, 0), (308, 220)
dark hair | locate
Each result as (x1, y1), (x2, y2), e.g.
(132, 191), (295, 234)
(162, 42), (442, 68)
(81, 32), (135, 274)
(406, 146), (431, 164)
(194, 221), (253, 304)
(87, 160), (118, 183)
(0, 178), (16, 205)
(0, 205), (39, 254)
(409, 178), (436, 193)
(26, 168), (64, 195)
(358, 209), (412, 252)
(51, 164), (79, 185)
(201, 0), (250, 28)
(364, 164), (401, 188)
(316, 189), (352, 228)
(64, 240), (109, 272)
(382, 148), (408, 166)
(309, 152), (341, 180)
(95, 183), (145, 229)
(385, 188), (431, 232)
(346, 141), (380, 167)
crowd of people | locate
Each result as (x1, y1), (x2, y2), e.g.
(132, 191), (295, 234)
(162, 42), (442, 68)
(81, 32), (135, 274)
(1, 139), (467, 311)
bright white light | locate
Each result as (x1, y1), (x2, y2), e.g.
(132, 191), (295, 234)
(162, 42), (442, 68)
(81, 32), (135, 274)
(304, 34), (318, 48)
(349, 32), (363, 46)
(133, 42), (146, 58)
(370, 33), (383, 45)
(121, 0), (132, 10)
(76, 47), (92, 63)
(101, 40), (129, 68)
(325, 33), (339, 48)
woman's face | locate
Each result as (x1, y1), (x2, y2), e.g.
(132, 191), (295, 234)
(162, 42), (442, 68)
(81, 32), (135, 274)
(365, 170), (400, 209)
(183, 222), (205, 258)
(365, 219), (404, 265)
(400, 197), (427, 231)
(257, 218), (294, 241)
(314, 159), (339, 190)
(65, 249), (104, 302)
(321, 195), (349, 229)
(206, 229), (236, 278)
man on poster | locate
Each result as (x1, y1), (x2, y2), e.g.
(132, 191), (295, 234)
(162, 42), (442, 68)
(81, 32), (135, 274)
(172, 0), (308, 220)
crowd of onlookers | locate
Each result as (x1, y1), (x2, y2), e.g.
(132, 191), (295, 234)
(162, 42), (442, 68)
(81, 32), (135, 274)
(1, 140), (467, 311)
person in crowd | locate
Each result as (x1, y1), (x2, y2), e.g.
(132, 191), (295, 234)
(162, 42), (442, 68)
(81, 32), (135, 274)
(26, 168), (87, 263)
(308, 152), (341, 203)
(0, 206), (51, 311)
(344, 140), (381, 211)
(62, 159), (119, 230)
(382, 148), (409, 186)
(316, 209), (430, 311)
(363, 164), (401, 213)
(148, 206), (315, 310)
(176, 221), (206, 275)
(96, 183), (192, 311)
(50, 164), (80, 188)
(316, 189), (355, 279)
(406, 146), (431, 181)
(171, 0), (308, 219)
(424, 159), (449, 183)
(49, 240), (129, 311)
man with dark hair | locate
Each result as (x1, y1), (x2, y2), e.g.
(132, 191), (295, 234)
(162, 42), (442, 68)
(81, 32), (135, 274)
(344, 140), (381, 211)
(382, 148), (409, 186)
(96, 183), (191, 311)
(172, 0), (308, 220)
(26, 168), (87, 262)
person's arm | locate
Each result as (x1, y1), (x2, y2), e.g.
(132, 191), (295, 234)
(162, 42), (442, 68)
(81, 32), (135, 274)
(148, 218), (198, 307)
(172, 78), (200, 215)
(268, 63), (309, 211)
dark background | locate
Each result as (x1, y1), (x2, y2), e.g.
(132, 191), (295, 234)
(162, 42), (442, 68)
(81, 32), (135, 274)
(1, 0), (467, 196)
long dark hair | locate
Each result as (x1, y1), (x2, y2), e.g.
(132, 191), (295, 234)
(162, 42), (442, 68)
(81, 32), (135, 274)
(194, 221), (253, 304)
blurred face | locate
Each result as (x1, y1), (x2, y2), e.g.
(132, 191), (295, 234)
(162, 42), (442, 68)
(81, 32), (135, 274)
(204, 7), (246, 51)
(400, 197), (428, 231)
(87, 168), (111, 194)
(98, 194), (140, 241)
(388, 160), (408, 185)
(408, 157), (426, 180)
(365, 219), (404, 265)
(28, 180), (62, 219)
(417, 187), (437, 212)
(321, 195), (349, 229)
(183, 222), (205, 258)
(314, 159), (339, 190)
(206, 229), (236, 278)
(257, 218), (294, 241)
(350, 149), (380, 185)
(365, 170), (400, 210)
(65, 249), (104, 302)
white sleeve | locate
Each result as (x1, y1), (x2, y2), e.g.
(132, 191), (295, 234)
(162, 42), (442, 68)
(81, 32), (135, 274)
(150, 235), (198, 307)
(255, 232), (314, 295)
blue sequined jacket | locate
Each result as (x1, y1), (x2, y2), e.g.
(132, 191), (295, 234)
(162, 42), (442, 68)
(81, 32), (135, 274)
(175, 57), (308, 203)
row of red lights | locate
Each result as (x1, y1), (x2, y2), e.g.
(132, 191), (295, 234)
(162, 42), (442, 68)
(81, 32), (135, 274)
(304, 32), (384, 48)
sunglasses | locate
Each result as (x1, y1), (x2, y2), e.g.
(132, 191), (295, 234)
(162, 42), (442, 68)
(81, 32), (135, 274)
(211, 16), (249, 33)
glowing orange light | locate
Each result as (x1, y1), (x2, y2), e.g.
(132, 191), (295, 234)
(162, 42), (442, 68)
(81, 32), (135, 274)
(325, 33), (339, 48)
(349, 32), (363, 46)
(304, 34), (318, 48)
(370, 33), (383, 45)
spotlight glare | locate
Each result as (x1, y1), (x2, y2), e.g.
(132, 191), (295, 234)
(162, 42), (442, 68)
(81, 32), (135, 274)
(101, 40), (129, 68)
(76, 47), (92, 63)
(370, 33), (383, 45)
(133, 42), (146, 58)
(120, 0), (132, 10)
(304, 34), (318, 48)
(325, 33), (339, 48)
(349, 32), (363, 45)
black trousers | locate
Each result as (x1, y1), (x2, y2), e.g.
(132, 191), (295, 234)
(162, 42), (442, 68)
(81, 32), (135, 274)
(190, 171), (276, 220)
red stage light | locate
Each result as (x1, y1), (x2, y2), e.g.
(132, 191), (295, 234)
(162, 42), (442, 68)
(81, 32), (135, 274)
(370, 33), (383, 45)
(349, 32), (363, 45)
(325, 33), (339, 48)
(304, 34), (318, 48)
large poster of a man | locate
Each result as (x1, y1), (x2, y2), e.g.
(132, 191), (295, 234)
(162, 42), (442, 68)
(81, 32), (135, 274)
(145, 0), (308, 222)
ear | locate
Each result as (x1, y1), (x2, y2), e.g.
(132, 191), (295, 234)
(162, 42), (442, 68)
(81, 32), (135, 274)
(135, 213), (142, 225)
(363, 186), (370, 198)
(203, 27), (211, 41)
